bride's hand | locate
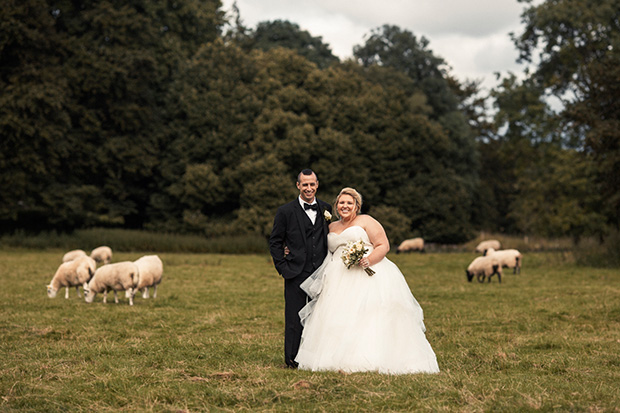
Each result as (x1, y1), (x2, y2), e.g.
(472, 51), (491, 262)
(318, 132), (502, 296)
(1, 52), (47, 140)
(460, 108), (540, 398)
(359, 258), (370, 268)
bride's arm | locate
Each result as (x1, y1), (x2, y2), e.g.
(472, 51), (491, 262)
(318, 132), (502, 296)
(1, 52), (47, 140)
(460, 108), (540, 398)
(362, 216), (390, 266)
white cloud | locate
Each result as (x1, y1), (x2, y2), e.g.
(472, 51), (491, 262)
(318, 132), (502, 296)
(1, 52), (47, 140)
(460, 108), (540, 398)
(222, 0), (532, 89)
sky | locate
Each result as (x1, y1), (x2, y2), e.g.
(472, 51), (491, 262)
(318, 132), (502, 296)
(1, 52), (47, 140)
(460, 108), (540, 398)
(220, 0), (534, 91)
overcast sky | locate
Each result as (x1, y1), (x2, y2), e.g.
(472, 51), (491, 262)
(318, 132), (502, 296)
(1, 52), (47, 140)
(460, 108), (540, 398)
(220, 0), (535, 91)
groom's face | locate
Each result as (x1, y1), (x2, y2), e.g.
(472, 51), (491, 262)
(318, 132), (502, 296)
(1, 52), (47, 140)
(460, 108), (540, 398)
(297, 173), (318, 203)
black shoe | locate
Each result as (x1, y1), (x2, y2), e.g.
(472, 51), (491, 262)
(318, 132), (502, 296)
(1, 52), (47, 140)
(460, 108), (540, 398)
(286, 359), (299, 369)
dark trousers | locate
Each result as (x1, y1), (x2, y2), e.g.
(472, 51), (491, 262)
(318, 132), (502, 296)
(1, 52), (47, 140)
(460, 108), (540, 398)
(284, 271), (311, 367)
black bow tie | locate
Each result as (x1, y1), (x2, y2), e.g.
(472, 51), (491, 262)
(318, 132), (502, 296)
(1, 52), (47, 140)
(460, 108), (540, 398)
(304, 203), (318, 211)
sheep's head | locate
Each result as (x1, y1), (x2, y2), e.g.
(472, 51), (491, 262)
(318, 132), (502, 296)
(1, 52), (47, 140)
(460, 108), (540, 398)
(84, 287), (95, 303)
(465, 270), (474, 282)
(46, 285), (57, 298)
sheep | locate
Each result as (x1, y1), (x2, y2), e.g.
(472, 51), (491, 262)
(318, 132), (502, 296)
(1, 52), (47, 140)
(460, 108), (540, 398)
(47, 256), (97, 298)
(90, 246), (113, 265)
(486, 248), (522, 274)
(62, 249), (87, 262)
(466, 255), (502, 283)
(475, 240), (501, 256)
(396, 237), (425, 253)
(84, 261), (139, 305)
(126, 255), (163, 299)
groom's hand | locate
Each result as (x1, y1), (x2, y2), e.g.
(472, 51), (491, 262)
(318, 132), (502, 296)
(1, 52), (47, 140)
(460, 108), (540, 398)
(284, 246), (290, 256)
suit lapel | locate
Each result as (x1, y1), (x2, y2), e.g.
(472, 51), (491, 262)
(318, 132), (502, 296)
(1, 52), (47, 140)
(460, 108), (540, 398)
(293, 201), (308, 246)
(317, 200), (330, 232)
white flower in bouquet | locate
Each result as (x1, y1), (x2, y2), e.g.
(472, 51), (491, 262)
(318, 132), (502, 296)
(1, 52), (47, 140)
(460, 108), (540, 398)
(341, 239), (375, 276)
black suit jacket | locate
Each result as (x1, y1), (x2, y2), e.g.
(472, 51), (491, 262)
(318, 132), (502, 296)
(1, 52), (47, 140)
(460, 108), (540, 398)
(269, 198), (332, 279)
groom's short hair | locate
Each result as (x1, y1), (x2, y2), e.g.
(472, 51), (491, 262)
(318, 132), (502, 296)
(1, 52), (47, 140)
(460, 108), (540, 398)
(297, 169), (318, 182)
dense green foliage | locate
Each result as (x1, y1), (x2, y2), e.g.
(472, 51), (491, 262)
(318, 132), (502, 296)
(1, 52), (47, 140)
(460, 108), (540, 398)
(473, 0), (618, 249)
(237, 19), (340, 69)
(510, 0), (618, 232)
(1, 0), (617, 253)
(1, 250), (619, 410)
(1, 0), (223, 232)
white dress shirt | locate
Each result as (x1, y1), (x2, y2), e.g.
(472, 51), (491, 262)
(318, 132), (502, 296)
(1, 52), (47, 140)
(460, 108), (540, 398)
(299, 197), (318, 225)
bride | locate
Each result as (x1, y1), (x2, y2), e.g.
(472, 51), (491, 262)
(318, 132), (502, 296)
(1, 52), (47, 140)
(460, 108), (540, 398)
(295, 187), (439, 374)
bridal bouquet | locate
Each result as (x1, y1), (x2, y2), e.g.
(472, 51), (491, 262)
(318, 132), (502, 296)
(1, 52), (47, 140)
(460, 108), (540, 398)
(341, 239), (375, 276)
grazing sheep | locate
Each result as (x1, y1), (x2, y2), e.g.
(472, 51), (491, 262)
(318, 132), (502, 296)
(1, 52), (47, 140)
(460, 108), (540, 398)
(466, 255), (502, 283)
(396, 237), (425, 253)
(126, 255), (163, 299)
(486, 248), (522, 274)
(62, 249), (87, 262)
(90, 246), (113, 264)
(475, 240), (502, 256)
(47, 256), (97, 298)
(84, 261), (139, 305)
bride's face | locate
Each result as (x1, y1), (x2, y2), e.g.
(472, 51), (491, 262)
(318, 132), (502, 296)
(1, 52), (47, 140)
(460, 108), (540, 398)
(337, 194), (356, 220)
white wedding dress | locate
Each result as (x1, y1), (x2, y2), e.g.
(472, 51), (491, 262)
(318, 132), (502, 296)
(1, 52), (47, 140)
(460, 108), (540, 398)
(295, 226), (439, 374)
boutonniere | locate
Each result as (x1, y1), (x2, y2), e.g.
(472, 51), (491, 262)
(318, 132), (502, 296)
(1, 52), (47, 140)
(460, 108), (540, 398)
(323, 210), (332, 222)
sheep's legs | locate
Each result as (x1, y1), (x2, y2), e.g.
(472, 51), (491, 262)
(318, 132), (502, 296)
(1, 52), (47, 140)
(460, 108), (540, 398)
(142, 287), (149, 299)
(114, 291), (119, 304)
(103, 289), (108, 303)
(65, 287), (70, 299)
(152, 285), (157, 298)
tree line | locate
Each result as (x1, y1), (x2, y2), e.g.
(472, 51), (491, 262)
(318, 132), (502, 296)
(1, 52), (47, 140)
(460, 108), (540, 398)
(1, 0), (618, 247)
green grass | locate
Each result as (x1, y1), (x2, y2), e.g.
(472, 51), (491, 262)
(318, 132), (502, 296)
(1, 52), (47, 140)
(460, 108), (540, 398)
(1, 249), (619, 411)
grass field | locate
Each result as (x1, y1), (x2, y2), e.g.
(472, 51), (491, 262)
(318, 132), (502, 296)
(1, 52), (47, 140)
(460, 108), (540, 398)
(1, 249), (619, 412)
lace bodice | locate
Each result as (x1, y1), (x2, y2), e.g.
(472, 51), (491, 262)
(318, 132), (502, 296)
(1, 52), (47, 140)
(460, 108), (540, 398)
(328, 225), (373, 254)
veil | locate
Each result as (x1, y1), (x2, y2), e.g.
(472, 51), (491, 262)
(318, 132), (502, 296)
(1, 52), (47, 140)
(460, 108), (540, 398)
(298, 251), (332, 326)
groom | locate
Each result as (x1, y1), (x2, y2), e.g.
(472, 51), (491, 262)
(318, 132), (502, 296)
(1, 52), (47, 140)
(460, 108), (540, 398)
(269, 169), (332, 368)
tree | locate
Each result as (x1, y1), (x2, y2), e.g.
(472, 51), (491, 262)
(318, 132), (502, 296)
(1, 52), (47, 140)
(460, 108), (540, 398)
(354, 25), (459, 118)
(236, 19), (339, 69)
(0, 0), (223, 232)
(151, 38), (261, 232)
(481, 70), (607, 240)
(474, 74), (561, 233)
(0, 0), (75, 230)
(513, 0), (620, 229)
(353, 25), (479, 242)
(509, 145), (604, 241)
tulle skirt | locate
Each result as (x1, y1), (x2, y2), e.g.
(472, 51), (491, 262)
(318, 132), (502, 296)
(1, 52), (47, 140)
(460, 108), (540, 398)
(295, 252), (439, 374)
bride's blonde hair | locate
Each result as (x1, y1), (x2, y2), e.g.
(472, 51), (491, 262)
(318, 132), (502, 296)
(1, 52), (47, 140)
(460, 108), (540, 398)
(334, 187), (362, 218)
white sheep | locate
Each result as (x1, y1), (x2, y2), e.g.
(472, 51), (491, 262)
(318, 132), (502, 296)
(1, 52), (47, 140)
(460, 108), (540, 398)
(90, 246), (113, 264)
(475, 240), (501, 256)
(396, 237), (425, 253)
(126, 255), (163, 299)
(486, 248), (522, 274)
(466, 255), (502, 283)
(47, 256), (97, 298)
(84, 261), (139, 305)
(62, 249), (87, 262)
